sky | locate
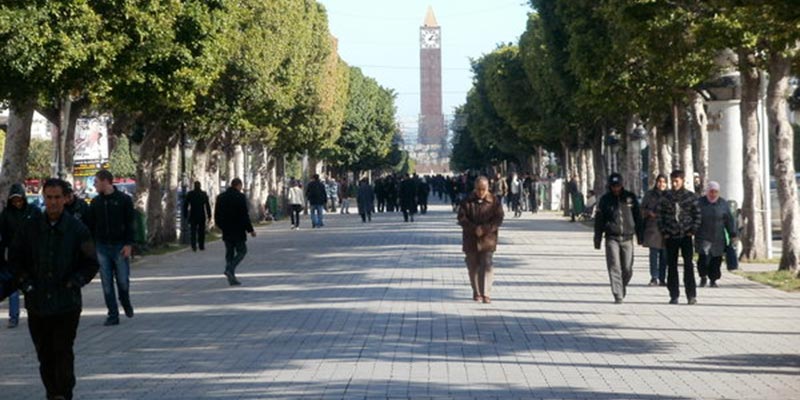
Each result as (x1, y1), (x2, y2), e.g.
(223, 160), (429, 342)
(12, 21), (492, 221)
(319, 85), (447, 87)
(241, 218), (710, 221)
(320, 0), (532, 140)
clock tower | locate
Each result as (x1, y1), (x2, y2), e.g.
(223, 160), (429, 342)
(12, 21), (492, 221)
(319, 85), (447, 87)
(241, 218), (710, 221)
(418, 6), (445, 146)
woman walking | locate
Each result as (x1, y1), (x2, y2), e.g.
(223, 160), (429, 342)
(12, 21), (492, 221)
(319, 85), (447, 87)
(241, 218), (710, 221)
(696, 181), (736, 287)
(287, 181), (305, 230)
(641, 174), (668, 286)
(458, 176), (504, 304)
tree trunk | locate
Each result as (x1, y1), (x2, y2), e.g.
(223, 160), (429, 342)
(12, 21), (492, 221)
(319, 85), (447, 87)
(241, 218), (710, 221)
(739, 52), (767, 260)
(234, 144), (245, 182)
(679, 105), (695, 192)
(624, 115), (641, 195)
(162, 140), (179, 243)
(248, 143), (265, 222)
(592, 133), (607, 197)
(691, 93), (709, 191)
(134, 127), (170, 247)
(766, 51), (800, 273)
(191, 138), (210, 189)
(578, 147), (588, 197)
(658, 127), (673, 177)
(647, 123), (660, 184)
(0, 100), (34, 210)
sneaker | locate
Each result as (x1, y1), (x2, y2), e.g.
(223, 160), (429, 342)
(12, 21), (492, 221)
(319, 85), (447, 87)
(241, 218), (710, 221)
(688, 297), (697, 305)
(104, 317), (120, 326)
(224, 271), (241, 286)
(669, 298), (679, 305)
(699, 277), (708, 287)
(123, 305), (134, 318)
(648, 279), (658, 286)
(710, 281), (718, 288)
(7, 319), (18, 329)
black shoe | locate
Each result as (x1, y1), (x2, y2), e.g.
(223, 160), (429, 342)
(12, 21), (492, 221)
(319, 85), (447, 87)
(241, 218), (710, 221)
(648, 278), (658, 286)
(710, 281), (718, 288)
(7, 319), (18, 328)
(688, 297), (697, 305)
(104, 317), (120, 326)
(199, 247), (205, 251)
(669, 298), (679, 305)
(659, 280), (667, 287)
(699, 277), (707, 287)
(224, 271), (241, 286)
(192, 247), (197, 252)
(123, 305), (134, 318)
(614, 297), (623, 304)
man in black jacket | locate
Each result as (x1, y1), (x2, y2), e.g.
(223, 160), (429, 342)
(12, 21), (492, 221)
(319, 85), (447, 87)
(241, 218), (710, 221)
(214, 178), (255, 285)
(183, 181), (212, 251)
(64, 183), (88, 221)
(12, 178), (99, 400)
(658, 170), (702, 305)
(0, 183), (41, 328)
(594, 173), (643, 304)
(85, 170), (136, 326)
(305, 174), (327, 228)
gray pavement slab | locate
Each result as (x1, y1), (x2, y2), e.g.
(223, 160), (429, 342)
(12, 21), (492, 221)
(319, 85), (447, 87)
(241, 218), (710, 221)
(1, 204), (799, 399)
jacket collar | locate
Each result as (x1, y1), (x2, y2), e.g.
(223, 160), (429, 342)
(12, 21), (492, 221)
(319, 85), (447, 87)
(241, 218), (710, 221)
(468, 192), (495, 204)
(38, 212), (69, 234)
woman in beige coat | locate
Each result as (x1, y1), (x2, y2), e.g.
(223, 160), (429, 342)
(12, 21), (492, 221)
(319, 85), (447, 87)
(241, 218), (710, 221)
(458, 176), (504, 303)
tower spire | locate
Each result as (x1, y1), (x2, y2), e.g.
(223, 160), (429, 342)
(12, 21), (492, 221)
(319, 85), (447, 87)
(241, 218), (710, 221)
(423, 5), (438, 27)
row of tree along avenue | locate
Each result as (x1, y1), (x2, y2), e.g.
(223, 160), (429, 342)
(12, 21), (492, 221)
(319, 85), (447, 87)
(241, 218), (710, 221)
(0, 1), (405, 247)
(452, 0), (800, 276)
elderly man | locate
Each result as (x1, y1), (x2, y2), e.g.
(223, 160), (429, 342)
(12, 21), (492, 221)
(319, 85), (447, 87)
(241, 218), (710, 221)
(458, 176), (504, 304)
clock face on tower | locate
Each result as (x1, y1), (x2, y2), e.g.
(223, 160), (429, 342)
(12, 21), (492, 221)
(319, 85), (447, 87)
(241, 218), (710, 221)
(420, 28), (440, 49)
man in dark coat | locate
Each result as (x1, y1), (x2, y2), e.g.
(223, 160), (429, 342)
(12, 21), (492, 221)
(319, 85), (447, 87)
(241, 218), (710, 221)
(214, 178), (255, 285)
(458, 176), (504, 303)
(593, 173), (643, 304)
(356, 179), (375, 223)
(183, 181), (212, 251)
(0, 183), (41, 328)
(64, 183), (88, 222)
(658, 170), (702, 305)
(305, 174), (328, 228)
(417, 176), (430, 215)
(12, 178), (99, 400)
(84, 170), (135, 326)
(399, 174), (418, 222)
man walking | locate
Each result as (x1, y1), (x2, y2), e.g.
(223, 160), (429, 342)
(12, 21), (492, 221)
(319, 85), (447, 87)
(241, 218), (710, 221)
(0, 183), (41, 328)
(491, 172), (508, 210)
(64, 183), (88, 221)
(214, 178), (256, 286)
(458, 176), (504, 304)
(399, 174), (418, 223)
(305, 174), (328, 228)
(11, 178), (99, 400)
(85, 170), (135, 326)
(287, 180), (305, 230)
(594, 173), (643, 304)
(658, 170), (702, 305)
(357, 178), (375, 223)
(183, 181), (212, 251)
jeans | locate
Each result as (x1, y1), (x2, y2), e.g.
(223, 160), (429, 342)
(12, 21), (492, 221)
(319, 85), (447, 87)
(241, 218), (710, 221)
(698, 253), (723, 282)
(290, 205), (303, 227)
(8, 290), (19, 321)
(648, 248), (667, 281)
(224, 240), (248, 274)
(28, 311), (81, 400)
(341, 199), (350, 214)
(605, 238), (634, 300)
(310, 204), (325, 227)
(666, 236), (697, 300)
(189, 220), (207, 250)
(96, 243), (131, 319)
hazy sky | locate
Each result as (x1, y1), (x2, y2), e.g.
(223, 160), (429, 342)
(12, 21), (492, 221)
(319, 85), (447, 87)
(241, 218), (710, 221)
(320, 0), (532, 137)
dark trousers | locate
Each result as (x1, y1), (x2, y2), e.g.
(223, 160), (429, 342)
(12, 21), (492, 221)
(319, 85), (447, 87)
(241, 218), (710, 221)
(290, 205), (303, 227)
(28, 311), (81, 400)
(666, 236), (697, 300)
(360, 211), (372, 223)
(190, 220), (206, 250)
(698, 253), (723, 281)
(402, 209), (415, 222)
(224, 240), (248, 274)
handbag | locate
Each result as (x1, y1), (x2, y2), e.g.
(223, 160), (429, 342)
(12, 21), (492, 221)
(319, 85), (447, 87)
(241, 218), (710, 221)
(725, 243), (739, 271)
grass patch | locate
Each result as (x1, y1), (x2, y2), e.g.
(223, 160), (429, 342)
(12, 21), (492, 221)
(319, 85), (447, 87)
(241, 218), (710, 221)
(139, 242), (188, 257)
(740, 258), (782, 265)
(737, 270), (800, 292)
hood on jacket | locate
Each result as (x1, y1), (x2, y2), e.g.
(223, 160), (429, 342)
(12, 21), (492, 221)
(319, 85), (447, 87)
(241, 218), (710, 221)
(7, 183), (26, 208)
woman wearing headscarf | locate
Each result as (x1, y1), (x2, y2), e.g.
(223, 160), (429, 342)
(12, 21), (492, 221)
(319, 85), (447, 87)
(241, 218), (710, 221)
(641, 174), (668, 286)
(696, 181), (736, 287)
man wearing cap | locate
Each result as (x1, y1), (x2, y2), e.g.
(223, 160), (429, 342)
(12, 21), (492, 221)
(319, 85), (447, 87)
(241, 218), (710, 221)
(64, 183), (89, 222)
(594, 173), (643, 304)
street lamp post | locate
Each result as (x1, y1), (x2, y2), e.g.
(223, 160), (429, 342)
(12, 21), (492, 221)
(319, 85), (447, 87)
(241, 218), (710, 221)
(631, 122), (647, 197)
(606, 129), (620, 173)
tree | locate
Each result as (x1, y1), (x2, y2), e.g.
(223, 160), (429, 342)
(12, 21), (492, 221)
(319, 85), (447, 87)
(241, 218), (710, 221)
(26, 139), (52, 181)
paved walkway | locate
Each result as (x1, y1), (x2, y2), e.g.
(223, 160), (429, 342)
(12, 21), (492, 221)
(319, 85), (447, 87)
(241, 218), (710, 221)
(1, 204), (799, 400)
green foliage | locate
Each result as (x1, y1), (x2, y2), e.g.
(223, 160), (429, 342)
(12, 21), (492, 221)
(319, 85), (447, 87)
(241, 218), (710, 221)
(27, 139), (51, 180)
(323, 67), (398, 171)
(0, 129), (5, 158)
(109, 134), (137, 179)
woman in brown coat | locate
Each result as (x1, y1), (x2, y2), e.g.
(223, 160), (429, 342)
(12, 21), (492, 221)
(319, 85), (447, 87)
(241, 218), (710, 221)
(458, 176), (504, 303)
